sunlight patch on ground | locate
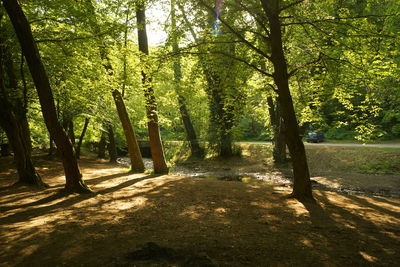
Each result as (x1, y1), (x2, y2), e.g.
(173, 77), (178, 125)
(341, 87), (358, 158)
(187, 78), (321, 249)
(359, 251), (378, 262)
(20, 244), (40, 258)
(312, 176), (343, 189)
(300, 238), (314, 248)
(179, 205), (205, 220)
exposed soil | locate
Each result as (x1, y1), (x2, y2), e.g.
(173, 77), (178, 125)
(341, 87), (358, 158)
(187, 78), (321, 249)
(0, 153), (399, 266)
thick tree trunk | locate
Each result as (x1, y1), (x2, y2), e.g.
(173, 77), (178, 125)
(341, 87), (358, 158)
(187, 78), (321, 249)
(205, 71), (234, 157)
(2, 0), (90, 193)
(136, 3), (168, 174)
(267, 96), (287, 164)
(261, 0), (313, 200)
(106, 124), (118, 163)
(112, 90), (144, 171)
(76, 117), (89, 159)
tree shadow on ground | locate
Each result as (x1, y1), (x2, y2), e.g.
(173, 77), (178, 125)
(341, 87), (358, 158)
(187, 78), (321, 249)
(0, 172), (154, 224)
(1, 170), (398, 267)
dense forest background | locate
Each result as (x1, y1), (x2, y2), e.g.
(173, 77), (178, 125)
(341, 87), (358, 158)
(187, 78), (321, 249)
(1, 0), (399, 146)
(0, 0), (399, 198)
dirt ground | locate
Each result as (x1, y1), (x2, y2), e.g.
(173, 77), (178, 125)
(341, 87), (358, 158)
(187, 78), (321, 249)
(0, 154), (399, 266)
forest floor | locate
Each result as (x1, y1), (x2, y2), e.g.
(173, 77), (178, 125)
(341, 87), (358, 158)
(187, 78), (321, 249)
(0, 152), (399, 266)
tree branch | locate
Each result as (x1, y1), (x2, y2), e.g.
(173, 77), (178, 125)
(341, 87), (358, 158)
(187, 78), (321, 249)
(197, 0), (272, 61)
(288, 53), (322, 77)
(280, 0), (305, 12)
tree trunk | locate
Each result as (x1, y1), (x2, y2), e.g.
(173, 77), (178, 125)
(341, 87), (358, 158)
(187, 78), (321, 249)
(136, 3), (168, 174)
(107, 124), (118, 163)
(2, 35), (33, 156)
(68, 119), (75, 146)
(0, 82), (45, 186)
(267, 96), (287, 164)
(2, 0), (90, 193)
(76, 117), (89, 159)
(0, 17), (45, 187)
(112, 90), (144, 171)
(261, 0), (313, 200)
(98, 131), (107, 159)
(48, 136), (57, 156)
(0, 105), (46, 187)
(177, 96), (203, 157)
(171, 0), (203, 158)
(84, 0), (144, 171)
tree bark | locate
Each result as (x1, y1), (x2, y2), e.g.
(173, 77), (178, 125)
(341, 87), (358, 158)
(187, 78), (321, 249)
(76, 117), (90, 159)
(48, 136), (57, 156)
(267, 96), (287, 164)
(2, 0), (90, 193)
(98, 131), (107, 159)
(106, 124), (118, 163)
(136, 3), (168, 173)
(112, 90), (144, 171)
(261, 0), (313, 200)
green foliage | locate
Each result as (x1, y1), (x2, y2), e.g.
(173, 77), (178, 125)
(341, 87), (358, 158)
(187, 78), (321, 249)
(2, 0), (399, 153)
(324, 128), (356, 140)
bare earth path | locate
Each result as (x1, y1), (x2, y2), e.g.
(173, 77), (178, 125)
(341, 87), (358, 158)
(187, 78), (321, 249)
(0, 155), (399, 266)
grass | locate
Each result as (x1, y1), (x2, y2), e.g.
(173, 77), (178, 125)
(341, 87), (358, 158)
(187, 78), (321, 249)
(305, 146), (400, 175)
(163, 141), (400, 175)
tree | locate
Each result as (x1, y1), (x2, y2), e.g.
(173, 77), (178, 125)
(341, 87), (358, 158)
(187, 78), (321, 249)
(178, 2), (246, 157)
(84, 0), (145, 172)
(2, 0), (91, 193)
(170, 0), (203, 157)
(194, 0), (313, 199)
(0, 10), (47, 184)
(136, 1), (169, 174)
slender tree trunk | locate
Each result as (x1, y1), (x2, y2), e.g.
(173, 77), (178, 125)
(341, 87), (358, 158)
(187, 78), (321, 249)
(177, 96), (203, 157)
(0, 74), (44, 186)
(2, 0), (90, 193)
(2, 36), (33, 156)
(179, 5), (236, 157)
(0, 105), (46, 186)
(171, 0), (203, 157)
(98, 131), (107, 159)
(261, 0), (313, 200)
(76, 117), (89, 159)
(112, 90), (144, 171)
(84, 0), (144, 171)
(107, 124), (118, 163)
(48, 136), (57, 156)
(136, 3), (168, 173)
(0, 17), (45, 187)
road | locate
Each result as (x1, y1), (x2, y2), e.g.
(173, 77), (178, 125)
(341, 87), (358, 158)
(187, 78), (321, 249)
(236, 141), (400, 148)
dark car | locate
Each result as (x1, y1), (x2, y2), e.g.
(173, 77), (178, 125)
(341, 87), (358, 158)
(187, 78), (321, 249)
(306, 132), (325, 143)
